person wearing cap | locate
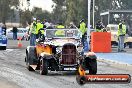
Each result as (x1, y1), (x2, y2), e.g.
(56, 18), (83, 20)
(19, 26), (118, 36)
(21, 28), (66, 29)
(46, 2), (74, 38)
(29, 18), (37, 46)
(95, 20), (104, 32)
(117, 20), (126, 52)
(78, 19), (87, 46)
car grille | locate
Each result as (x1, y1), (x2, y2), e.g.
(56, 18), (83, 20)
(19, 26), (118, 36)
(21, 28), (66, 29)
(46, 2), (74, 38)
(61, 43), (77, 65)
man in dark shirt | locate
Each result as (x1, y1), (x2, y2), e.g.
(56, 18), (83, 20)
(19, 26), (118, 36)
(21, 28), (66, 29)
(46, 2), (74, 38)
(12, 27), (18, 40)
(96, 20), (104, 32)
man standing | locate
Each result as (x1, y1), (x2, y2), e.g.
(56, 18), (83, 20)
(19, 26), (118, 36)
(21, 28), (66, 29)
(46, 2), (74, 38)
(36, 20), (44, 39)
(79, 19), (87, 46)
(12, 26), (18, 40)
(118, 20), (126, 52)
(95, 20), (104, 32)
(29, 18), (37, 46)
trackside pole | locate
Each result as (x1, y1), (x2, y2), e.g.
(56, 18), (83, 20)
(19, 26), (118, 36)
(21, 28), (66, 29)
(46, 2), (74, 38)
(87, 0), (91, 51)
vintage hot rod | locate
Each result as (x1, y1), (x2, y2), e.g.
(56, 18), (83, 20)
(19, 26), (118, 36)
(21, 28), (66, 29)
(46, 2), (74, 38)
(25, 29), (97, 75)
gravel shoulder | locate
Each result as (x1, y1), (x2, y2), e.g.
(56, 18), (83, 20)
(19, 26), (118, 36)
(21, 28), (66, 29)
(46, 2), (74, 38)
(0, 77), (20, 88)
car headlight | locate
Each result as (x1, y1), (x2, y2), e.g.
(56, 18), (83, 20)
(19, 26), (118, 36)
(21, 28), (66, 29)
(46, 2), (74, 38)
(114, 35), (117, 38)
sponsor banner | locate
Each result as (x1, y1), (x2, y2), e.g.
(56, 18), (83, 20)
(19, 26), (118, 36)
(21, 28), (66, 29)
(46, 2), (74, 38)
(76, 74), (131, 85)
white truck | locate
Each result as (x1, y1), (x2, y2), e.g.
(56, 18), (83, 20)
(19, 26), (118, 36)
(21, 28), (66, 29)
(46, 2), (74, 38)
(106, 24), (132, 48)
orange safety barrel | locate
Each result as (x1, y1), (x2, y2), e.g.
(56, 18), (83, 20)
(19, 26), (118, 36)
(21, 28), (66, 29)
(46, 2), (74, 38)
(91, 32), (111, 53)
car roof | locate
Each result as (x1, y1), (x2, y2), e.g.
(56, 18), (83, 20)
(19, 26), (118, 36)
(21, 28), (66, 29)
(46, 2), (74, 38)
(107, 24), (118, 27)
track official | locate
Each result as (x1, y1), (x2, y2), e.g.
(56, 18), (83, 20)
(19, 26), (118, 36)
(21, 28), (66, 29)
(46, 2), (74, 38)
(79, 19), (87, 46)
(118, 20), (126, 52)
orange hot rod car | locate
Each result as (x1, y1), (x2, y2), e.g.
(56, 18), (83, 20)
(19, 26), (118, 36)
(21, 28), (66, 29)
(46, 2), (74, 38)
(25, 29), (97, 75)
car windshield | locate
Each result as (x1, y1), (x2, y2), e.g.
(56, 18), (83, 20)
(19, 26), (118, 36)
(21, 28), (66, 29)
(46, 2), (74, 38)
(111, 26), (118, 31)
(107, 25), (118, 32)
(17, 28), (27, 33)
(45, 29), (80, 39)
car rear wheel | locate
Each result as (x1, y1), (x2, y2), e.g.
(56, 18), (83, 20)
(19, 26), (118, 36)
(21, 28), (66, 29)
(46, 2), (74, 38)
(0, 46), (6, 50)
(40, 58), (48, 75)
(83, 56), (97, 75)
(88, 59), (97, 75)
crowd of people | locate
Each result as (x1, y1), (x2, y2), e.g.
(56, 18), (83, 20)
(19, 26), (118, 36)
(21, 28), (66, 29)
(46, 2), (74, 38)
(0, 17), (127, 52)
(27, 18), (87, 46)
(26, 18), (127, 52)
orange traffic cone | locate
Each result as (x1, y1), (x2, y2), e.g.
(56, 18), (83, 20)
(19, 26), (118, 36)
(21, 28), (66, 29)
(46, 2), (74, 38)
(18, 37), (22, 48)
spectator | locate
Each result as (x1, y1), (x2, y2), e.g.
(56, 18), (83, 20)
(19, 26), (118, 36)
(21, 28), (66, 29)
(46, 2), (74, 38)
(29, 18), (37, 46)
(12, 26), (18, 40)
(95, 20), (104, 32)
(78, 19), (87, 46)
(118, 20), (126, 52)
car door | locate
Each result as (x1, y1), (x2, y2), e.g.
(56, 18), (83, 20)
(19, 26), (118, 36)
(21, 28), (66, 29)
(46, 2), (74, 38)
(17, 29), (24, 39)
(7, 29), (13, 39)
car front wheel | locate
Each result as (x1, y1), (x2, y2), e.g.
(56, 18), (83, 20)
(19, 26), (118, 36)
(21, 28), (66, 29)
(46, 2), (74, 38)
(40, 58), (48, 75)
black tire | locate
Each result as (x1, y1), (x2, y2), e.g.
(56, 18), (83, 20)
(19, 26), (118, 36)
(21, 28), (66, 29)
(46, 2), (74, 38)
(40, 58), (48, 75)
(129, 43), (132, 48)
(83, 56), (97, 75)
(26, 47), (37, 71)
(88, 59), (97, 75)
(0, 46), (6, 50)
(76, 76), (86, 85)
(2, 46), (6, 50)
(124, 43), (127, 48)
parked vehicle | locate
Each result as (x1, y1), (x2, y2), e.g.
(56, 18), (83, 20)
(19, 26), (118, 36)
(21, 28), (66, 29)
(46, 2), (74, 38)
(106, 24), (132, 48)
(25, 29), (97, 75)
(25, 27), (30, 41)
(0, 27), (7, 50)
(6, 28), (28, 40)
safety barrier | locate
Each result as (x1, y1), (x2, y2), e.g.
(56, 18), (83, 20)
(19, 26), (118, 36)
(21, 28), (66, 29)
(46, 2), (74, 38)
(91, 32), (111, 53)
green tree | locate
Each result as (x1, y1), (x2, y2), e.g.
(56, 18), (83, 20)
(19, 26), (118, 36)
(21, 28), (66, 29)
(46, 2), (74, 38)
(21, 10), (32, 27)
(52, 0), (66, 24)
(51, 0), (132, 26)
(0, 0), (19, 24)
(31, 7), (52, 22)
